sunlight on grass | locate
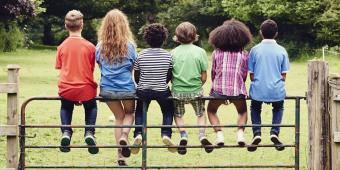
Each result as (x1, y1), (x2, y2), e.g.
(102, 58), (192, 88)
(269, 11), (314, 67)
(0, 49), (339, 169)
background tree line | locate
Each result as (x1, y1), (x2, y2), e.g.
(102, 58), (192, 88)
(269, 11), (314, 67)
(0, 0), (339, 57)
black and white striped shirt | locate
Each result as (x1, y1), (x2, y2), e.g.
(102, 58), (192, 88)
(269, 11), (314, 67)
(134, 48), (172, 91)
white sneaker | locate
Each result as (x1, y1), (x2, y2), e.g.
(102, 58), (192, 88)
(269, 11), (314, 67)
(162, 136), (177, 153)
(131, 134), (142, 154)
(236, 130), (246, 146)
(215, 131), (224, 146)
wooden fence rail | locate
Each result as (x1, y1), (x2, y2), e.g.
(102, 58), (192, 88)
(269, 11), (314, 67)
(328, 74), (340, 170)
(0, 65), (20, 170)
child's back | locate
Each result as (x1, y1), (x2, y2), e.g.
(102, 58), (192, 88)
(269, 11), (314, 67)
(248, 40), (289, 102)
(56, 37), (97, 101)
(171, 44), (208, 92)
(136, 48), (172, 91)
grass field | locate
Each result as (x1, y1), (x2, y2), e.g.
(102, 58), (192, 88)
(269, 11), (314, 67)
(0, 49), (339, 169)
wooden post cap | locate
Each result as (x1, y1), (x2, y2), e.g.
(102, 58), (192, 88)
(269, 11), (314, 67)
(6, 64), (20, 70)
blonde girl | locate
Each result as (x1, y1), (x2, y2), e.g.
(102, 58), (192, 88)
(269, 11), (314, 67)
(96, 9), (137, 166)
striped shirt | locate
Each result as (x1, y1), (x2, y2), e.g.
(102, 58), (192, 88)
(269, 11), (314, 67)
(210, 50), (248, 96)
(134, 48), (172, 91)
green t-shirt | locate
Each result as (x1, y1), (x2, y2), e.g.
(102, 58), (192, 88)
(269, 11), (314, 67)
(170, 44), (208, 92)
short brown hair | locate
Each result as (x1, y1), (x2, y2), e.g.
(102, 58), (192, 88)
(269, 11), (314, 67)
(260, 19), (278, 39)
(209, 19), (252, 52)
(173, 22), (198, 44)
(65, 10), (83, 32)
(143, 23), (168, 48)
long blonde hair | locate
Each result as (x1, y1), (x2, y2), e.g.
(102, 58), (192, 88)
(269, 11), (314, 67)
(98, 9), (135, 64)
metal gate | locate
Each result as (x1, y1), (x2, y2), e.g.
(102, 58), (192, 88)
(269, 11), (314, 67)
(18, 96), (304, 169)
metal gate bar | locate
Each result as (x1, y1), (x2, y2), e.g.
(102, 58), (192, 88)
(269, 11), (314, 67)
(19, 96), (304, 169)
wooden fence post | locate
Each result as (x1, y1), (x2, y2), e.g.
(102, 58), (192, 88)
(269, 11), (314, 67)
(328, 74), (340, 169)
(0, 65), (20, 170)
(307, 60), (331, 170)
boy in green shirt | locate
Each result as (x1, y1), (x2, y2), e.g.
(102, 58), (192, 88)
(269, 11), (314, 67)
(171, 22), (213, 155)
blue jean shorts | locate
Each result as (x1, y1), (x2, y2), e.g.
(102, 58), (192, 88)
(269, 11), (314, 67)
(99, 89), (136, 99)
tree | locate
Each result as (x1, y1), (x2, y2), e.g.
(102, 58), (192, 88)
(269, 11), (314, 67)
(221, 0), (339, 56)
(157, 0), (229, 48)
(0, 0), (43, 51)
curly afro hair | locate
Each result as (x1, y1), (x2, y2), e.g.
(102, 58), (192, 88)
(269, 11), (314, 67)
(143, 23), (168, 48)
(209, 19), (252, 52)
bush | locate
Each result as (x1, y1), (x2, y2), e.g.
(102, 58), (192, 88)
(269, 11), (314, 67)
(0, 21), (24, 52)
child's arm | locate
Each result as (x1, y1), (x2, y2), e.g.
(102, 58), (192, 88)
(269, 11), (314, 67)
(166, 68), (172, 83)
(55, 48), (62, 69)
(242, 52), (249, 82)
(201, 71), (207, 85)
(281, 73), (287, 81)
(250, 73), (254, 81)
(134, 70), (140, 84)
(248, 49), (255, 82)
(211, 51), (216, 81)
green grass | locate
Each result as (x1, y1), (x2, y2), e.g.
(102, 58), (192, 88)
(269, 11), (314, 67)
(0, 49), (339, 169)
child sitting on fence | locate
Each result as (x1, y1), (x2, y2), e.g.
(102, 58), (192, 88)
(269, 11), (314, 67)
(96, 9), (138, 166)
(207, 19), (252, 147)
(131, 23), (176, 154)
(171, 22), (213, 155)
(55, 10), (98, 154)
(248, 19), (290, 152)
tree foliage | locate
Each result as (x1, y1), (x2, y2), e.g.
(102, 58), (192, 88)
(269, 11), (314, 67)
(221, 0), (339, 48)
(0, 0), (44, 52)
(6, 0), (338, 55)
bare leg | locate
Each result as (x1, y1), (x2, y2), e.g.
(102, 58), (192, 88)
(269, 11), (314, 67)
(174, 116), (186, 132)
(232, 99), (247, 146)
(207, 100), (224, 132)
(121, 100), (135, 135)
(232, 99), (248, 131)
(106, 101), (125, 160)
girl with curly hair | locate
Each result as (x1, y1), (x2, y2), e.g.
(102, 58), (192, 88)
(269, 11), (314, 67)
(207, 19), (252, 147)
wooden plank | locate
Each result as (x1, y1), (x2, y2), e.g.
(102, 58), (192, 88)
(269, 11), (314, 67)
(0, 125), (17, 136)
(307, 61), (330, 170)
(0, 83), (17, 93)
(334, 132), (340, 143)
(6, 65), (19, 169)
(329, 74), (340, 170)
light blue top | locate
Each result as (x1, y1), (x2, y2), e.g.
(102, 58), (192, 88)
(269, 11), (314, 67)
(248, 39), (290, 102)
(96, 42), (137, 92)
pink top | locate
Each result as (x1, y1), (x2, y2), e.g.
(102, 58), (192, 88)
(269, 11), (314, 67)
(210, 50), (248, 96)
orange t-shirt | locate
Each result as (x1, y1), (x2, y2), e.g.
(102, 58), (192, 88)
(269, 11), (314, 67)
(55, 37), (97, 102)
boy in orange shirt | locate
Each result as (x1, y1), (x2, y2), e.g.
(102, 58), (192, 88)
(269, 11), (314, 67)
(55, 10), (98, 154)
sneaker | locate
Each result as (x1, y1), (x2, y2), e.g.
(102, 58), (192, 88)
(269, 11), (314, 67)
(117, 159), (127, 166)
(131, 134), (142, 154)
(119, 133), (131, 158)
(162, 135), (177, 153)
(60, 131), (71, 152)
(237, 130), (246, 147)
(247, 135), (261, 152)
(177, 136), (188, 155)
(215, 131), (224, 146)
(200, 136), (214, 153)
(85, 131), (99, 154)
(270, 134), (285, 151)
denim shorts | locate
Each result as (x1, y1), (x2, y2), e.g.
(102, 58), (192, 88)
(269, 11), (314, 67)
(172, 90), (205, 118)
(99, 89), (136, 99)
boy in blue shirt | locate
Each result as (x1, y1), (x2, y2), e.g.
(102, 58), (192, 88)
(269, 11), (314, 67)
(247, 19), (290, 152)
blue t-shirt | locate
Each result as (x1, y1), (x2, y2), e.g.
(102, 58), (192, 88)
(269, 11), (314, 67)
(248, 39), (290, 102)
(96, 42), (137, 92)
